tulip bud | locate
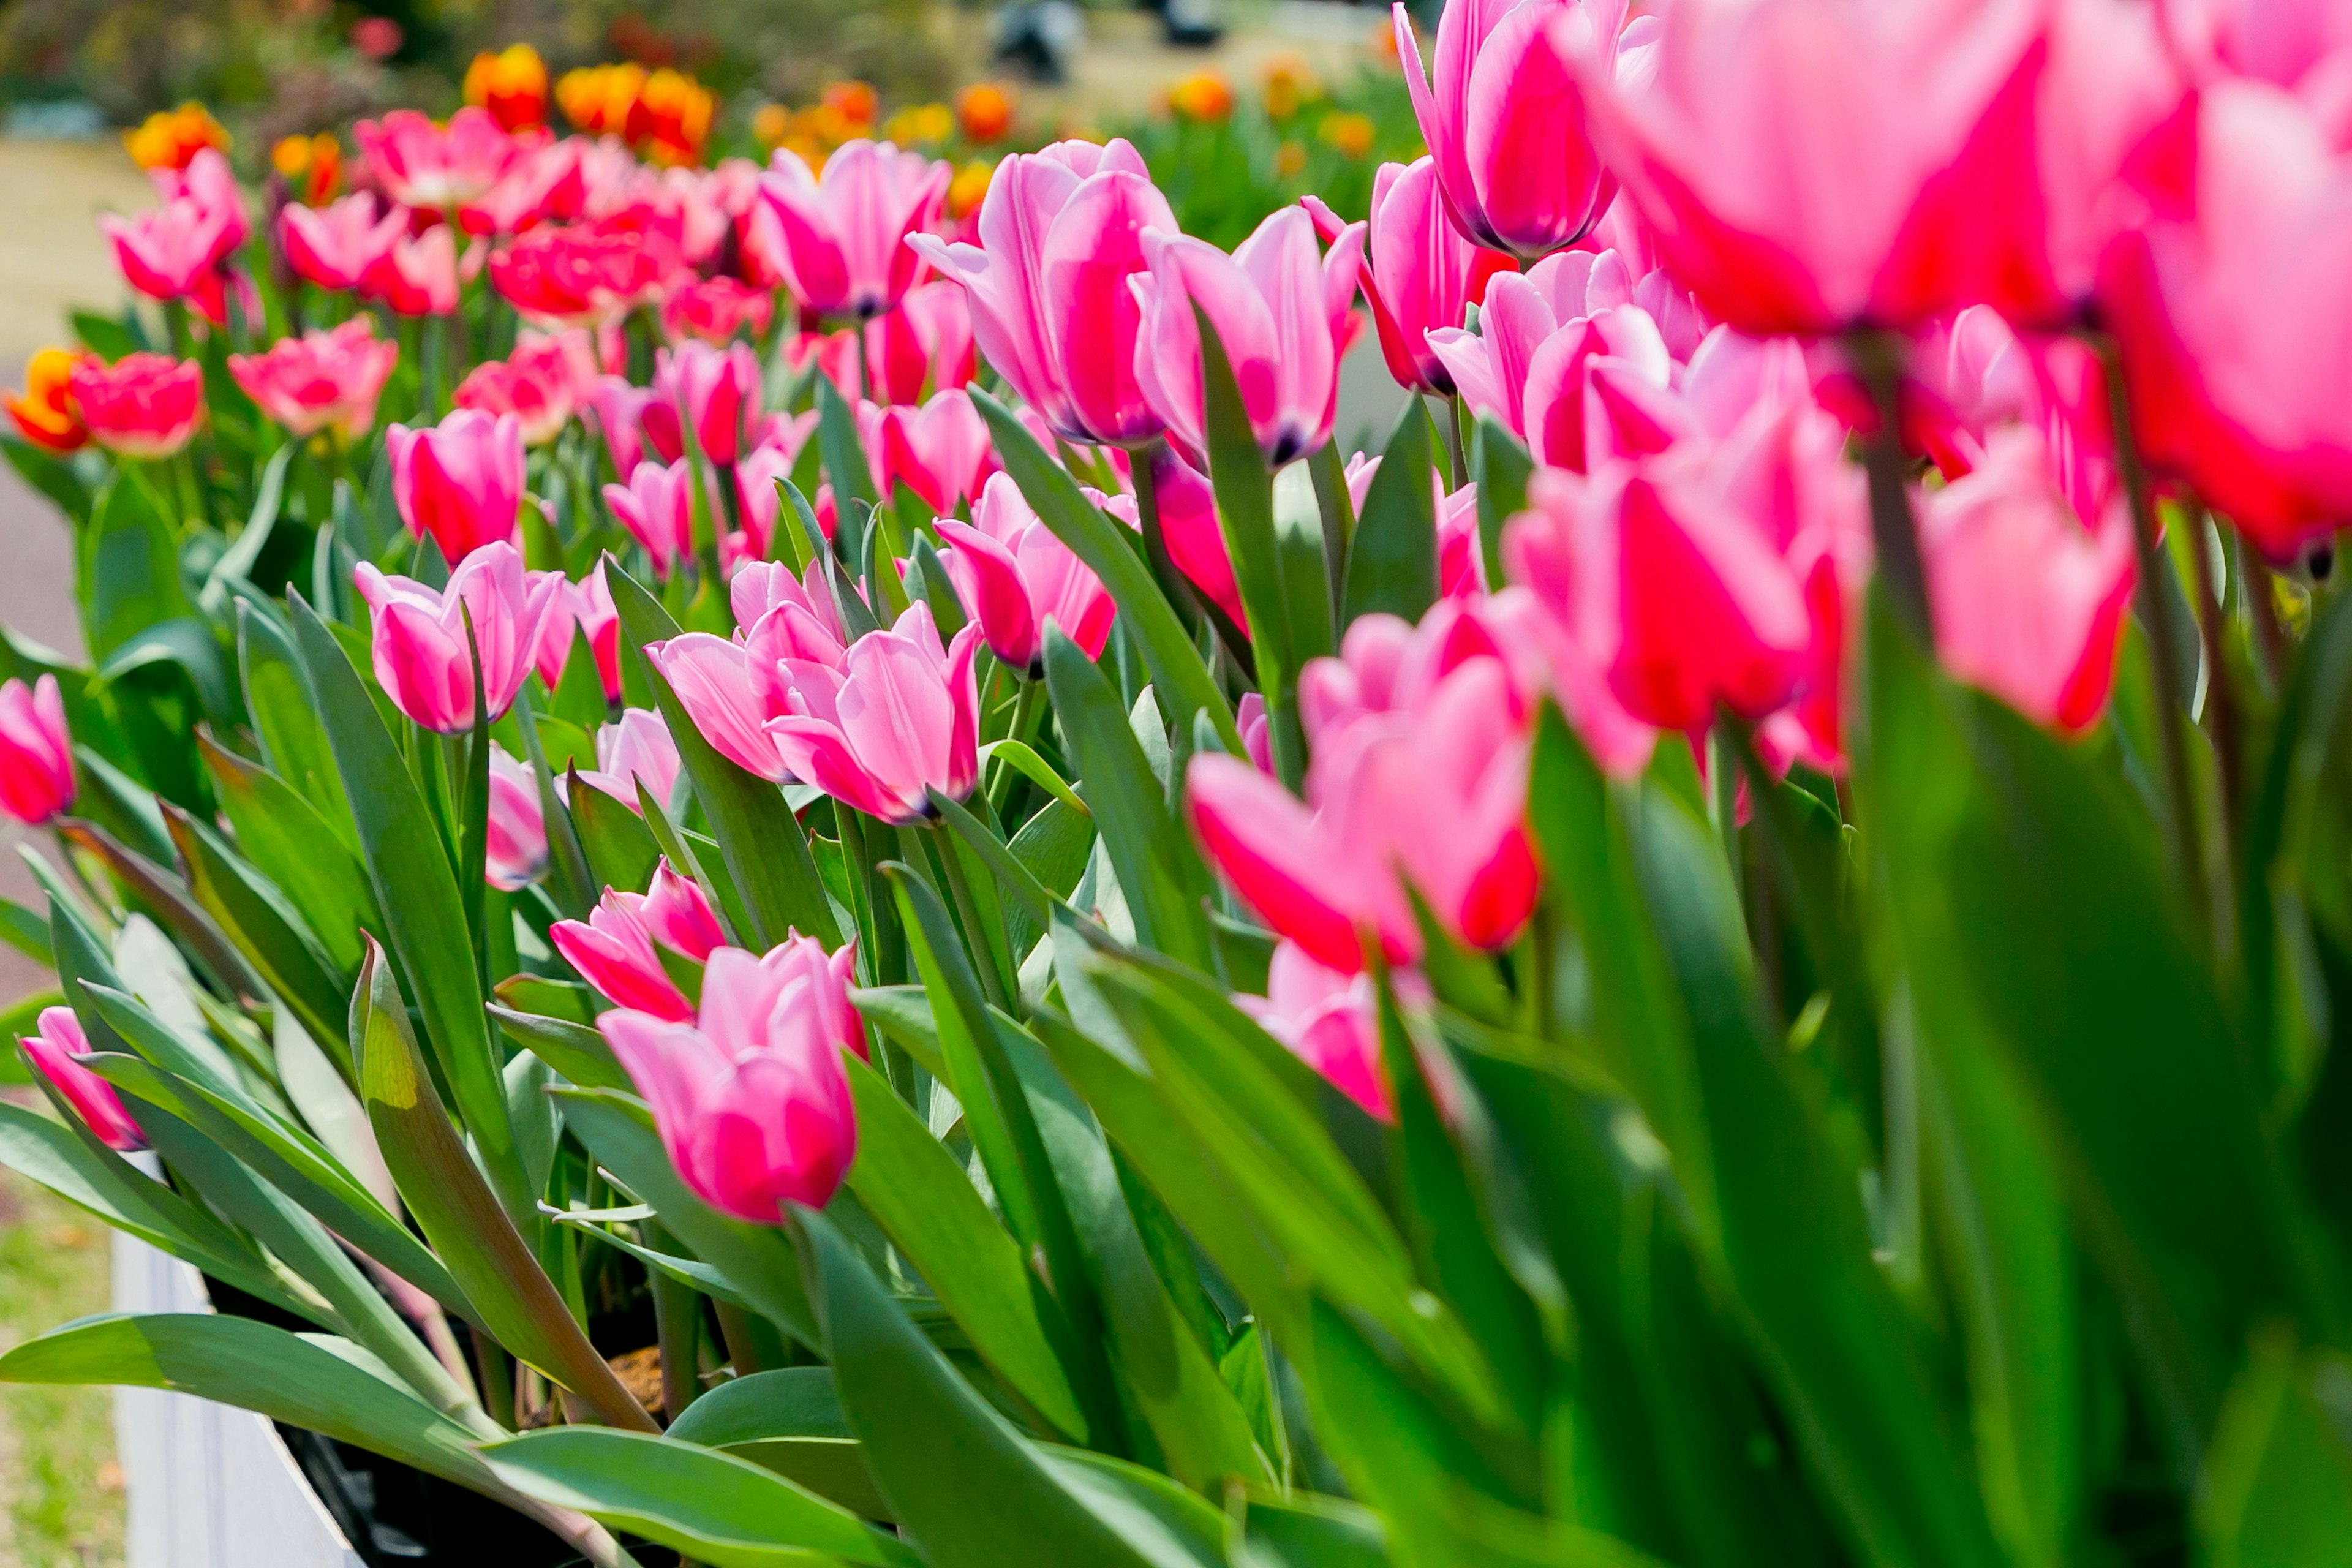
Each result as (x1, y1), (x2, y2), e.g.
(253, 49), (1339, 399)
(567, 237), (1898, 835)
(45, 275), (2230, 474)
(0, 674), (74, 825)
(18, 1007), (145, 1152)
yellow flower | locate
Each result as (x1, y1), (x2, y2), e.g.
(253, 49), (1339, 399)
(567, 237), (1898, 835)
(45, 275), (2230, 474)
(1275, 139), (1307, 179)
(1262, 53), (1321, 120)
(123, 102), (228, 170)
(464, 43), (550, 132)
(948, 159), (995, 219)
(883, 103), (955, 146)
(1167, 71), (1235, 123)
(752, 103), (791, 148)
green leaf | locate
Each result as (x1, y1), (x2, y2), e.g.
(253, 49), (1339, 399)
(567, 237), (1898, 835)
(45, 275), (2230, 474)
(817, 374), (877, 507)
(290, 595), (513, 1178)
(1472, 415), (1533, 592)
(80, 470), (190, 660)
(353, 940), (658, 1431)
(604, 560), (839, 949)
(569, 767), (662, 894)
(665, 1367), (893, 1521)
(479, 1427), (917, 1568)
(161, 801), (350, 1057)
(55, 818), (269, 1004)
(490, 1003), (633, 1091)
(198, 729), (376, 974)
(200, 441), (295, 610)
(971, 390), (1240, 755)
(1343, 399), (1439, 628)
(238, 602), (354, 839)
(2197, 1334), (2352, 1568)
(94, 617), (235, 729)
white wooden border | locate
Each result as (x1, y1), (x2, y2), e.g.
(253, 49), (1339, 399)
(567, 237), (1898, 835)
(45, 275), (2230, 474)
(111, 1231), (368, 1568)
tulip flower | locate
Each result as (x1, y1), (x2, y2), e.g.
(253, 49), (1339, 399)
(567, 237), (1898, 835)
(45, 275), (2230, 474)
(763, 603), (982, 823)
(734, 421), (818, 559)
(461, 140), (587, 237)
(1133, 205), (1365, 464)
(1585, 0), (2049, 336)
(574, 708), (685, 810)
(871, 390), (997, 514)
(18, 1007), (144, 1152)
(1920, 427), (2135, 734)
(1391, 0), (1647, 260)
(353, 540), (562, 732)
(360, 227), (461, 317)
(5, 348), (89, 454)
(1112, 445), (1248, 635)
(386, 409), (527, 560)
(229, 320), (399, 440)
(645, 340), (760, 466)
(279, 193), (407, 292)
(489, 216), (679, 327)
(486, 745), (549, 891)
(356, 108), (524, 209)
(100, 195), (237, 314)
(2100, 81), (2352, 561)
(531, 565), (620, 698)
(908, 138), (1177, 444)
(454, 331), (590, 447)
(756, 139), (950, 322)
(597, 938), (864, 1221)
(586, 375), (654, 475)
(662, 276), (776, 344)
(554, 861), (724, 1020)
(936, 472), (1117, 672)
(865, 281), (977, 405)
(649, 633), (793, 781)
(606, 459), (696, 579)
(2162, 0), (2352, 102)
(0, 674), (74, 825)
(1310, 159), (1516, 395)
(466, 43), (551, 133)
(1237, 941), (1393, 1122)
(68, 353), (203, 461)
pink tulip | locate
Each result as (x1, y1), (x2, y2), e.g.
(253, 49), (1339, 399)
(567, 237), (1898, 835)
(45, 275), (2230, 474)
(1133, 206), (1365, 464)
(279, 194), (407, 292)
(461, 139), (586, 237)
(734, 420), (818, 558)
(486, 745), (548, 891)
(1900, 306), (2118, 529)
(2100, 80), (2352, 561)
(1392, 0), (1649, 260)
(230, 320), (399, 440)
(731, 558), (839, 638)
(353, 540), (561, 732)
(936, 471), (1117, 672)
(553, 860), (724, 1020)
(101, 198), (236, 311)
(2163, 0), (2352, 105)
(532, 564), (622, 702)
(1585, 0), (2049, 336)
(1237, 941), (1394, 1122)
(646, 341), (760, 466)
(871, 390), (997, 515)
(586, 375), (654, 476)
(151, 149), (249, 251)
(1117, 445), (1249, 634)
(865, 281), (978, 405)
(454, 331), (592, 447)
(606, 459), (696, 579)
(575, 708), (685, 810)
(910, 139), (1177, 445)
(662, 276), (776, 345)
(491, 218), (678, 328)
(649, 633), (793, 781)
(18, 1007), (144, 1152)
(2029, 0), (2189, 316)
(356, 108), (524, 210)
(0, 674), (74, 825)
(1309, 160), (1516, 396)
(764, 603), (982, 823)
(1921, 426), (2135, 734)
(360, 225), (461, 317)
(598, 938), (864, 1221)
(386, 409), (526, 561)
(756, 140), (949, 322)
(68, 353), (203, 461)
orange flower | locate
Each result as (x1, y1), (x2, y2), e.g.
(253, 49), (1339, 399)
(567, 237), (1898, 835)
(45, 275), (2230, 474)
(5, 349), (91, 454)
(823, 80), (879, 127)
(271, 132), (344, 205)
(957, 82), (1014, 145)
(752, 103), (791, 148)
(1167, 71), (1235, 123)
(636, 67), (715, 165)
(1262, 53), (1321, 119)
(465, 43), (551, 132)
(1317, 111), (1375, 159)
(1275, 140), (1307, 179)
(558, 62), (646, 137)
(123, 102), (229, 171)
(948, 159), (994, 219)
(883, 102), (955, 146)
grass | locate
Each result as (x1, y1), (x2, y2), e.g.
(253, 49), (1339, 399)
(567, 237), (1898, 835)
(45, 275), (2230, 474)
(0, 1143), (124, 1568)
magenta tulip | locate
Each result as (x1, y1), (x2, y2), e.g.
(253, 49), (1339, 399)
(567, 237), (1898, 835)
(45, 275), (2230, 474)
(485, 745), (548, 891)
(280, 194), (406, 293)
(554, 861), (725, 1022)
(454, 332), (592, 448)
(586, 375), (654, 476)
(910, 139), (1177, 445)
(936, 472), (1117, 672)
(606, 459), (696, 579)
(229, 320), (399, 440)
(734, 425), (819, 561)
(872, 390), (998, 515)
(598, 938), (864, 1222)
(386, 409), (527, 561)
(0, 674), (74, 825)
(763, 603), (982, 823)
(1392, 0), (1648, 260)
(1237, 941), (1393, 1123)
(647, 339), (761, 466)
(69, 353), (203, 461)
(353, 540), (561, 732)
(356, 108), (524, 210)
(574, 708), (685, 812)
(756, 140), (948, 322)
(359, 227), (461, 318)
(101, 198), (237, 311)
(1310, 159), (1516, 395)
(19, 1007), (144, 1152)
(1134, 206), (1365, 464)
(1921, 426), (2135, 734)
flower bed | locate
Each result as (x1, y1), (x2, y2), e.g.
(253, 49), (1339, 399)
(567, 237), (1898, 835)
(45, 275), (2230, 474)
(6, 1), (2352, 1564)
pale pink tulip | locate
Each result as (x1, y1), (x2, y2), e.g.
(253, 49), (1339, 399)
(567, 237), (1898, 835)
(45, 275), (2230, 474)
(586, 375), (654, 475)
(386, 409), (527, 560)
(575, 708), (685, 811)
(1237, 941), (1394, 1122)
(598, 938), (864, 1221)
(1392, 0), (1649, 260)
(1309, 159), (1516, 396)
(606, 459), (696, 578)
(101, 198), (236, 311)
(2161, 0), (2352, 113)
(764, 603), (982, 823)
(356, 108), (524, 209)
(486, 745), (548, 891)
(230, 320), (399, 440)
(909, 138), (1177, 444)
(0, 674), (74, 825)
(756, 140), (948, 322)
(353, 540), (561, 732)
(280, 194), (406, 292)
(649, 634), (791, 780)
(19, 1007), (143, 1152)
(67, 354), (203, 461)
(1133, 206), (1365, 464)
(360, 225), (461, 317)
(1921, 426), (2135, 734)
(936, 471), (1117, 671)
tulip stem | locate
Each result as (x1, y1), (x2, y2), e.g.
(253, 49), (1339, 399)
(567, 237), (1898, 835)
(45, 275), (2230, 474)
(2098, 333), (2211, 928)
(1846, 331), (1932, 647)
(987, 679), (1043, 817)
(1129, 439), (1205, 638)
(1708, 717), (1743, 909)
(932, 822), (1014, 1014)
(2187, 511), (2244, 865)
(1442, 394), (1468, 494)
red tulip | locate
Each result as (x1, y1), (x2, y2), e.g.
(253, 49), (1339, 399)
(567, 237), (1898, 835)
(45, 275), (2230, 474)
(359, 226), (460, 317)
(662, 276), (776, 345)
(68, 353), (203, 461)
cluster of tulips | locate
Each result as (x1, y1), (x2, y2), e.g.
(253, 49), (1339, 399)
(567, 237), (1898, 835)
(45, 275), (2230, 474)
(6, 0), (2352, 1563)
